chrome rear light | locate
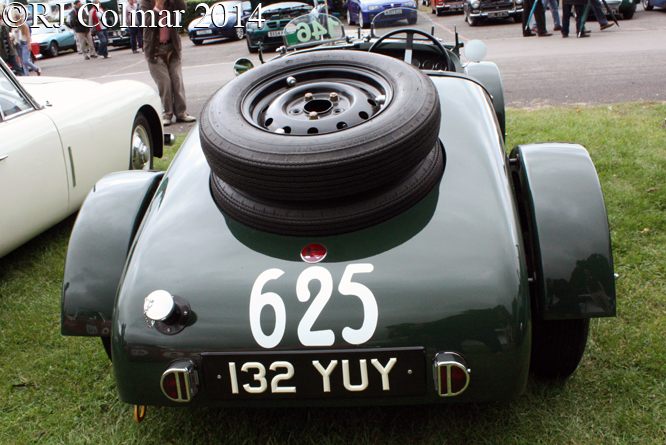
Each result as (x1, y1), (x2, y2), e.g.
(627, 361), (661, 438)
(161, 360), (199, 402)
(433, 352), (470, 397)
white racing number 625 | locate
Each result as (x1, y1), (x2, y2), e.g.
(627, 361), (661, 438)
(249, 264), (377, 348)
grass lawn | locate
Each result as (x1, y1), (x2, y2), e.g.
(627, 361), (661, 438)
(1, 102), (665, 444)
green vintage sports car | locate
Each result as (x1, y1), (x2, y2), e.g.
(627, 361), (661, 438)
(61, 10), (616, 422)
(245, 0), (313, 53)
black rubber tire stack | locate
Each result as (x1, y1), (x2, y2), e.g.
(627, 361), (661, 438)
(200, 50), (444, 237)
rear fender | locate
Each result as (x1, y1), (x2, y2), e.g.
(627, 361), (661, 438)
(465, 61), (505, 140)
(61, 170), (164, 337)
(510, 143), (616, 320)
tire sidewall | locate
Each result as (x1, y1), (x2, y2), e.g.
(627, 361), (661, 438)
(201, 50), (439, 168)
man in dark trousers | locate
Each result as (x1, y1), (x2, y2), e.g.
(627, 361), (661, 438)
(139, 0), (195, 126)
(522, 0), (552, 37)
(70, 0), (97, 59)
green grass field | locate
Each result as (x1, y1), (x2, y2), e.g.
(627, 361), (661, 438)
(1, 102), (665, 444)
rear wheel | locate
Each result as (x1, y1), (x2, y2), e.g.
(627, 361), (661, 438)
(643, 0), (653, 10)
(530, 317), (590, 379)
(130, 112), (153, 170)
(48, 41), (59, 57)
(347, 8), (355, 24)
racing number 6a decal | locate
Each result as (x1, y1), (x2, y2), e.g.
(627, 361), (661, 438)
(249, 264), (377, 348)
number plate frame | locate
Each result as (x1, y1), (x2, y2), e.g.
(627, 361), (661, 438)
(268, 30), (285, 37)
(201, 347), (427, 400)
(385, 8), (403, 14)
(488, 11), (509, 18)
(197, 29), (213, 35)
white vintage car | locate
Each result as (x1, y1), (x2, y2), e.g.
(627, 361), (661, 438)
(0, 58), (167, 258)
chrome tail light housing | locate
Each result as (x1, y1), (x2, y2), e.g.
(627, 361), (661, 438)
(161, 360), (199, 402)
(433, 352), (471, 397)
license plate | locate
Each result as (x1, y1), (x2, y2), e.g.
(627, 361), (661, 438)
(385, 8), (402, 14)
(202, 347), (426, 400)
(198, 30), (213, 35)
(488, 11), (508, 17)
(268, 30), (285, 37)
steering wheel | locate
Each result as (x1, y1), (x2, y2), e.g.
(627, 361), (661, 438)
(368, 29), (452, 71)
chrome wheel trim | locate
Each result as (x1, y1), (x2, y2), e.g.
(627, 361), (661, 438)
(131, 125), (151, 170)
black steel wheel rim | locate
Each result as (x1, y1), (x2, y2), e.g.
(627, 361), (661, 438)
(241, 65), (393, 136)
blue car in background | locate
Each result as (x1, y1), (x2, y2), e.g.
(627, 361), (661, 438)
(345, 0), (417, 28)
(32, 24), (76, 57)
(188, 0), (252, 44)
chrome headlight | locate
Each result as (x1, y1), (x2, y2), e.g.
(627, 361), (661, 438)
(368, 5), (381, 10)
(471, 0), (480, 8)
(246, 21), (259, 30)
(515, 0), (523, 4)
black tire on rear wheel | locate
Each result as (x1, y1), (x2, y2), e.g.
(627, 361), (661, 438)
(130, 112), (153, 170)
(200, 50), (441, 202)
(643, 0), (653, 10)
(49, 41), (59, 57)
(530, 316), (590, 379)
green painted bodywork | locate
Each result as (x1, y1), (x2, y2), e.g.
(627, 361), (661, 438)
(510, 144), (616, 320)
(108, 77), (531, 406)
(61, 171), (164, 337)
(61, 73), (613, 408)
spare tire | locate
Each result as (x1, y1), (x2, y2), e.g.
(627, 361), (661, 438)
(201, 50), (441, 202)
(211, 143), (445, 237)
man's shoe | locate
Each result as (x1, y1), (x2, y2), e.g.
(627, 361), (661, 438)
(176, 114), (197, 123)
(578, 31), (590, 37)
(523, 30), (536, 37)
(538, 32), (553, 36)
(103, 55), (110, 58)
(600, 22), (614, 31)
(162, 118), (172, 126)
(91, 54), (98, 58)
(562, 34), (569, 38)
(553, 25), (562, 31)
(85, 55), (90, 60)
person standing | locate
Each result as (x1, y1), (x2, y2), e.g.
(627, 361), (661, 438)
(532, 0), (561, 31)
(139, 0), (196, 126)
(0, 7), (23, 75)
(70, 0), (97, 59)
(561, 0), (588, 37)
(522, 0), (552, 36)
(11, 9), (41, 75)
(590, 0), (615, 31)
(126, 0), (143, 53)
(90, 0), (109, 58)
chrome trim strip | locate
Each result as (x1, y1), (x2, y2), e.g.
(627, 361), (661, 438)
(67, 146), (77, 187)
